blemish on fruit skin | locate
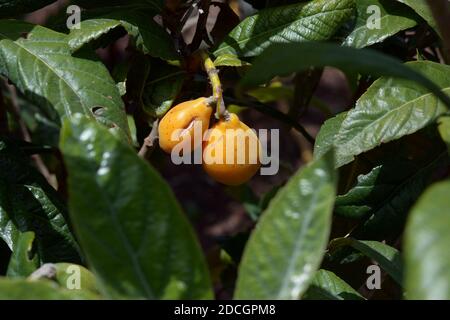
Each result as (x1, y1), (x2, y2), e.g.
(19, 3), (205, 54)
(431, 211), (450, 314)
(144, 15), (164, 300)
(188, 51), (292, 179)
(158, 97), (212, 154)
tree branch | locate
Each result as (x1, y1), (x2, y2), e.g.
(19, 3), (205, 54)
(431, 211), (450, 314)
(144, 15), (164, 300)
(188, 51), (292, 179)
(138, 119), (160, 159)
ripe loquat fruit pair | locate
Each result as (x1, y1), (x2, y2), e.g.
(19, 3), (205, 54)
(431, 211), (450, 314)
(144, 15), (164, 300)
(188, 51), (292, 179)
(158, 97), (261, 186)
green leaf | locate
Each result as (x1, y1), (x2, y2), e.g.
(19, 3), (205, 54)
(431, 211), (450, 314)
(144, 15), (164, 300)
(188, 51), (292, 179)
(234, 151), (337, 299)
(0, 278), (99, 300)
(438, 116), (450, 152)
(17, 95), (61, 147)
(344, 0), (418, 48)
(0, 24), (131, 143)
(334, 158), (420, 219)
(397, 0), (438, 32)
(248, 85), (294, 103)
(54, 263), (100, 294)
(6, 231), (39, 278)
(142, 62), (186, 118)
(240, 44), (450, 121)
(0, 139), (81, 264)
(303, 269), (364, 300)
(314, 112), (347, 160)
(67, 9), (177, 60)
(60, 115), (213, 299)
(214, 54), (250, 67)
(351, 151), (448, 241)
(405, 180), (450, 299)
(0, 0), (56, 18)
(122, 53), (151, 117)
(330, 238), (402, 285)
(0, 20), (35, 40)
(214, 0), (355, 58)
(334, 61), (450, 167)
(335, 166), (386, 219)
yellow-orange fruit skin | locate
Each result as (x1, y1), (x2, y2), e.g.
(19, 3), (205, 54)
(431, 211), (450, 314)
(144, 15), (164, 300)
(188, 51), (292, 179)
(203, 113), (262, 186)
(158, 97), (213, 154)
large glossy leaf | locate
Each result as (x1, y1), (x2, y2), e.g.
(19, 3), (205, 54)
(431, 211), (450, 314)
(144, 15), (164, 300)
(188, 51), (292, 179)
(334, 61), (450, 167)
(344, 0), (418, 48)
(0, 139), (81, 263)
(0, 23), (131, 142)
(234, 151), (337, 299)
(335, 165), (388, 219)
(351, 151), (448, 240)
(334, 158), (420, 219)
(6, 231), (39, 278)
(0, 0), (56, 18)
(240, 43), (450, 116)
(397, 0), (437, 32)
(405, 180), (450, 299)
(0, 278), (98, 300)
(314, 112), (347, 160)
(60, 116), (213, 299)
(330, 238), (402, 285)
(303, 269), (364, 300)
(214, 0), (354, 58)
(67, 8), (177, 60)
(142, 61), (186, 118)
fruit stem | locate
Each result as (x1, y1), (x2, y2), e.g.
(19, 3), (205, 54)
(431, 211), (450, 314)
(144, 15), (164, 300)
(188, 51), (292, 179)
(199, 50), (227, 119)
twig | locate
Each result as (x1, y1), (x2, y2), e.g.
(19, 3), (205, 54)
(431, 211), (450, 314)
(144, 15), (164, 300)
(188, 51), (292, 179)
(138, 119), (160, 159)
(290, 68), (323, 120)
(200, 50), (227, 119)
(224, 96), (316, 145)
(426, 0), (450, 63)
(28, 263), (57, 281)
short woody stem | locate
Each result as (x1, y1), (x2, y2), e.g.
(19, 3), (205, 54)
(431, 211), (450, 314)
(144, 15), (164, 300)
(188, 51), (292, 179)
(199, 50), (227, 119)
(138, 119), (159, 159)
